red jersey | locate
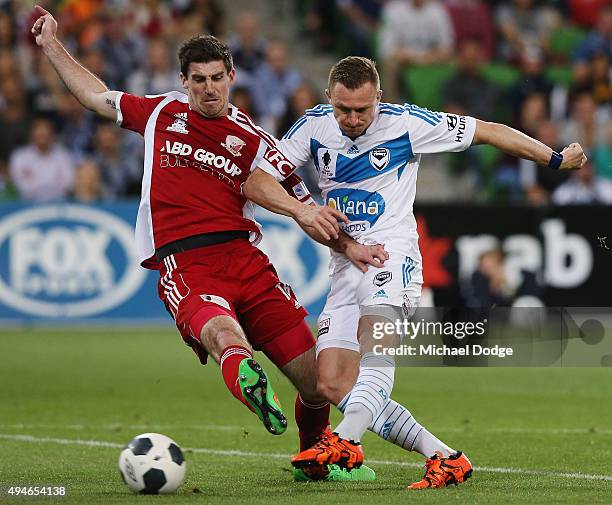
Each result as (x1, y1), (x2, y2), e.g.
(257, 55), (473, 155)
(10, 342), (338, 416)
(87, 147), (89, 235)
(116, 91), (299, 269)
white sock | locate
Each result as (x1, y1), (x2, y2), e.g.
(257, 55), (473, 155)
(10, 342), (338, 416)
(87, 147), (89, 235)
(338, 394), (454, 458)
(334, 353), (395, 442)
(411, 427), (455, 458)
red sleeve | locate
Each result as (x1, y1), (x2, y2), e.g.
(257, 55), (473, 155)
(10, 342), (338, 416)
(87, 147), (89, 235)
(117, 92), (165, 135)
(280, 172), (315, 205)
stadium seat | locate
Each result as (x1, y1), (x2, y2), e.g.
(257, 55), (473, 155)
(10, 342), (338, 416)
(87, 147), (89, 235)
(481, 63), (520, 88)
(549, 25), (587, 61)
(545, 65), (574, 87)
(402, 63), (456, 111)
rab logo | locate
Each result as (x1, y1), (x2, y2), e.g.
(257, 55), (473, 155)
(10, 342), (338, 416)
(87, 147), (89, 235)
(221, 135), (246, 157)
(369, 147), (390, 171)
(0, 205), (146, 317)
(264, 148), (295, 177)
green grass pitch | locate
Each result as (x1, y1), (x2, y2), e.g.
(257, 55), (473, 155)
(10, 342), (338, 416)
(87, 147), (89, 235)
(0, 328), (611, 504)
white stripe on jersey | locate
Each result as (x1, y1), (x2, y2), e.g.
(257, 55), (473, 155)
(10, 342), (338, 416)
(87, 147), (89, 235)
(122, 91), (189, 266)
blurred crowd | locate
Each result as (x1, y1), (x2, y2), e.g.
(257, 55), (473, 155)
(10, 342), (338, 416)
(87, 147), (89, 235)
(0, 0), (610, 206)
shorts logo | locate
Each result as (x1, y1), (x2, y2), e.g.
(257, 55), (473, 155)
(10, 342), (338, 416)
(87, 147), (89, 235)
(166, 112), (188, 134)
(447, 114), (458, 131)
(402, 257), (417, 288)
(369, 147), (390, 171)
(221, 135), (246, 157)
(373, 289), (388, 299)
(276, 282), (302, 309)
(402, 294), (415, 318)
(200, 294), (231, 311)
(374, 271), (392, 287)
(318, 317), (330, 337)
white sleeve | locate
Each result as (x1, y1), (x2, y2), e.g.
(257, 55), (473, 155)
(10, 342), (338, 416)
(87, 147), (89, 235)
(248, 116), (314, 181)
(405, 106), (476, 154)
(275, 114), (314, 169)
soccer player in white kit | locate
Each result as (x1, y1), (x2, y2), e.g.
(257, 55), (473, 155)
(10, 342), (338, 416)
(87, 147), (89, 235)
(247, 56), (587, 489)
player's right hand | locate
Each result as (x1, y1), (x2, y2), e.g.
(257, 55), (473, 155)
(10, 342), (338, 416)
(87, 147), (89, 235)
(345, 242), (389, 273)
(31, 5), (57, 47)
(560, 143), (588, 170)
(296, 205), (348, 241)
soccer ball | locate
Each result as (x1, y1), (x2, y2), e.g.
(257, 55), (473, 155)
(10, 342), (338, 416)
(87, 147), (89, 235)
(118, 433), (186, 494)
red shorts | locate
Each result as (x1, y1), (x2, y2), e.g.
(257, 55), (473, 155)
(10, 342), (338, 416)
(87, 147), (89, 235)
(157, 238), (313, 367)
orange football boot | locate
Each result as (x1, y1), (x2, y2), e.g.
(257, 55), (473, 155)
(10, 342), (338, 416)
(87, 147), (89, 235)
(291, 432), (364, 470)
(407, 451), (473, 489)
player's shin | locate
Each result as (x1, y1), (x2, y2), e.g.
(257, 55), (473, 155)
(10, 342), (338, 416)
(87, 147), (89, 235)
(338, 392), (455, 458)
(295, 394), (330, 451)
(219, 345), (255, 411)
(334, 352), (395, 442)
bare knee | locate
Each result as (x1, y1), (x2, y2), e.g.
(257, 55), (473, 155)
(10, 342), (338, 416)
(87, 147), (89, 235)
(200, 315), (250, 363)
(316, 348), (359, 405)
(316, 376), (353, 406)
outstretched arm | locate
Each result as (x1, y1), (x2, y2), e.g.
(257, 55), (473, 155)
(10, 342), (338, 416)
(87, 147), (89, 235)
(472, 119), (587, 170)
(31, 5), (119, 119)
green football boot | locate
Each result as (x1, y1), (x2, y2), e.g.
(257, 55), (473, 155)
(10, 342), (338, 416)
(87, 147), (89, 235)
(293, 464), (376, 482)
(238, 358), (287, 435)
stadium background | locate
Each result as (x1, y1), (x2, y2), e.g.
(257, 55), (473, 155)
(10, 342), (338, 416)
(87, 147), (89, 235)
(0, 1), (611, 503)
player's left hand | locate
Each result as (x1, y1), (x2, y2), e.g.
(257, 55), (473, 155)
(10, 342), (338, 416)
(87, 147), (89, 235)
(31, 5), (57, 48)
(345, 242), (389, 272)
(296, 205), (348, 241)
(560, 143), (587, 170)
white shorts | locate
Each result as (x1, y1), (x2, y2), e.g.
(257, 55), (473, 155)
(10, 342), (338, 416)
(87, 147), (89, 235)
(316, 253), (422, 356)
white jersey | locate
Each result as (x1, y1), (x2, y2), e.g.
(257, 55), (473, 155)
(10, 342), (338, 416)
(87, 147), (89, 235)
(276, 102), (476, 273)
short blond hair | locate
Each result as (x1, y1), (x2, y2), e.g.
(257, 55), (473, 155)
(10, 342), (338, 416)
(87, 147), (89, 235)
(328, 56), (380, 91)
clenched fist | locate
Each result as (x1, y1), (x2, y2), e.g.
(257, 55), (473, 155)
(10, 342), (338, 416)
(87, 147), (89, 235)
(560, 143), (588, 170)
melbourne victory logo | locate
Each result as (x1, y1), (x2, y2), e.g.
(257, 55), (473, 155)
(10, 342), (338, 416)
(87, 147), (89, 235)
(369, 147), (390, 171)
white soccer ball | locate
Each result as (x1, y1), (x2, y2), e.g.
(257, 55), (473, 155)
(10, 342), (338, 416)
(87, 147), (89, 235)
(118, 433), (186, 494)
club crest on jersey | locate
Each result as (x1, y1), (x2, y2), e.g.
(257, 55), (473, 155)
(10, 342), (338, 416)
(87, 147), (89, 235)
(166, 112), (188, 134)
(317, 148), (338, 178)
(369, 147), (390, 171)
(221, 135), (246, 157)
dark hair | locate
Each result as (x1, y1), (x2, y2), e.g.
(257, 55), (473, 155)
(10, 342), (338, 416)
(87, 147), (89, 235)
(328, 56), (379, 91)
(178, 35), (233, 77)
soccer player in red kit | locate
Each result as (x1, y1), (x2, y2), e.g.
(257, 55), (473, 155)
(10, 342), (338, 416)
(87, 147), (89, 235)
(31, 5), (387, 461)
